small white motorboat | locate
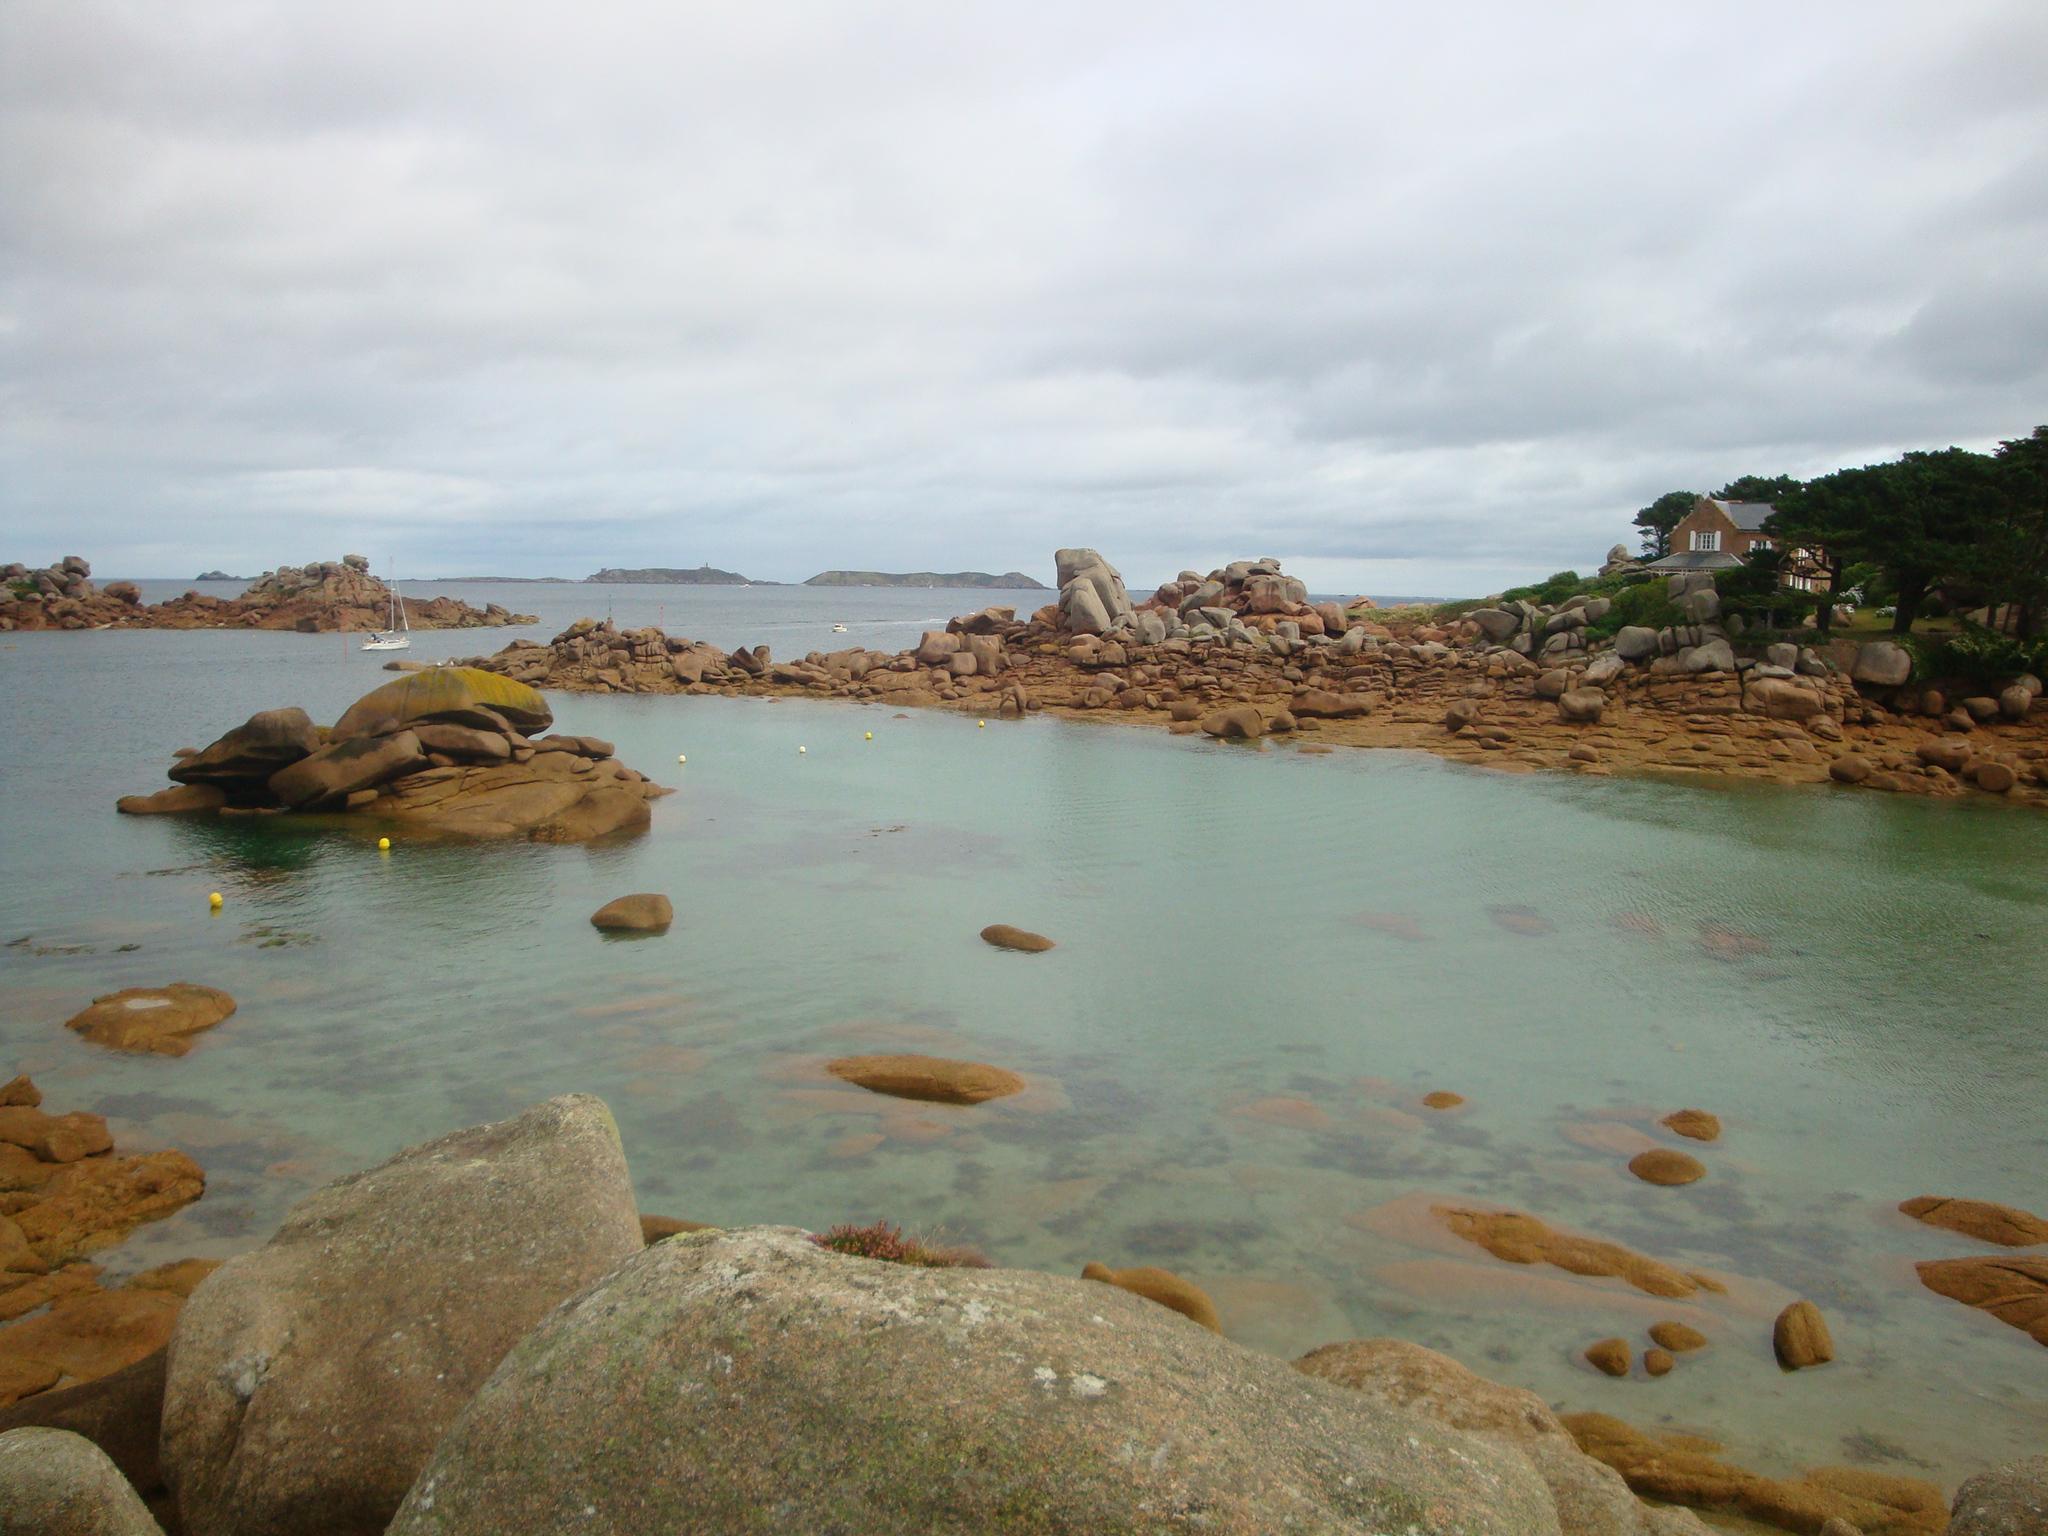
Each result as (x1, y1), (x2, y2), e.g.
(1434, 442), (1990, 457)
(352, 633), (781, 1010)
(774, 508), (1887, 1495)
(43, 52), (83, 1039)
(832, 622), (849, 633)
(362, 576), (412, 651)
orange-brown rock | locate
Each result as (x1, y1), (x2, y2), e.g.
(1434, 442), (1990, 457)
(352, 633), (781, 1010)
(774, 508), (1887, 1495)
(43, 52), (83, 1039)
(1899, 1195), (2048, 1248)
(1583, 1338), (1630, 1376)
(1642, 1347), (1674, 1377)
(12, 1152), (206, 1266)
(1628, 1148), (1706, 1186)
(0, 1077), (40, 1109)
(1421, 1091), (1465, 1110)
(824, 1054), (1025, 1106)
(979, 924), (1054, 953)
(0, 1345), (174, 1498)
(589, 893), (673, 933)
(1080, 1262), (1222, 1332)
(1433, 1205), (1721, 1299)
(1228, 1096), (1332, 1132)
(1913, 1254), (2048, 1345)
(1660, 1108), (1721, 1143)
(1773, 1299), (1835, 1369)
(0, 1108), (113, 1165)
(1564, 1411), (1947, 1535)
(63, 983), (237, 1057)
(1648, 1320), (1708, 1352)
(0, 1261), (216, 1407)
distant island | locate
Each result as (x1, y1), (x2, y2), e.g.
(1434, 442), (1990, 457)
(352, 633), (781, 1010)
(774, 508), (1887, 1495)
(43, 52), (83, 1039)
(585, 566), (767, 585)
(803, 570), (1049, 589)
(195, 570), (248, 582)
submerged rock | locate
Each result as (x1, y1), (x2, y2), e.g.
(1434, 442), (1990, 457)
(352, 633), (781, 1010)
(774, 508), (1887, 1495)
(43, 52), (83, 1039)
(1898, 1196), (2048, 1248)
(1079, 1262), (1222, 1332)
(161, 1095), (643, 1536)
(62, 986), (236, 1057)
(387, 1225), (1564, 1535)
(589, 894), (673, 933)
(1584, 1338), (1631, 1377)
(1565, 1412), (1946, 1536)
(1648, 1320), (1708, 1353)
(1433, 1206), (1722, 1300)
(1628, 1149), (1706, 1187)
(114, 784), (227, 816)
(824, 1053), (1025, 1106)
(979, 923), (1054, 953)
(1912, 1255), (2048, 1346)
(1659, 1109), (1721, 1143)
(0, 1426), (166, 1535)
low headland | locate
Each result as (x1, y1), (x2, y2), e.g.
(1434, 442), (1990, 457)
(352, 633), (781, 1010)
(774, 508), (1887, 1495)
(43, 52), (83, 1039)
(803, 569), (1050, 588)
(582, 565), (763, 585)
(1, 555), (534, 632)
(457, 546), (2046, 806)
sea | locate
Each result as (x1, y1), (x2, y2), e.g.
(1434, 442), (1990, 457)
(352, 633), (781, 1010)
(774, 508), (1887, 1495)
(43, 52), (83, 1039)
(2, 578), (2044, 1490)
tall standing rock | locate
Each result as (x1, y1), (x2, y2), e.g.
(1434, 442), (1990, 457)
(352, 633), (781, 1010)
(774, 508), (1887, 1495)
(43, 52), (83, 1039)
(1054, 548), (1132, 636)
(161, 1095), (642, 1536)
(387, 1225), (1563, 1535)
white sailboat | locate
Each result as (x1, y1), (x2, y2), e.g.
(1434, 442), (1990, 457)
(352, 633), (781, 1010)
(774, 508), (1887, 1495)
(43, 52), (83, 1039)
(362, 574), (412, 651)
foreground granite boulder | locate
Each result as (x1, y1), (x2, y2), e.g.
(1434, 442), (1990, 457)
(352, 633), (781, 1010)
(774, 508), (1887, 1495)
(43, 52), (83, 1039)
(388, 1225), (1562, 1535)
(1951, 1453), (2048, 1535)
(162, 1095), (643, 1536)
(0, 1427), (165, 1535)
(1294, 1340), (1709, 1536)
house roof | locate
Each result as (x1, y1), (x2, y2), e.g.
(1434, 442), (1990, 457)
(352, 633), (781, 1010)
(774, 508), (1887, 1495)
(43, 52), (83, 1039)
(1644, 550), (1743, 572)
(1709, 498), (1777, 531)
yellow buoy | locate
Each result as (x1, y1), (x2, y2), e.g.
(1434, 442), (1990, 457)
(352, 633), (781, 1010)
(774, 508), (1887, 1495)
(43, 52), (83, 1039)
(864, 731), (873, 741)
(978, 719), (986, 728)
(798, 745), (807, 754)
(377, 836), (391, 851)
(677, 753), (687, 764)
(208, 891), (223, 909)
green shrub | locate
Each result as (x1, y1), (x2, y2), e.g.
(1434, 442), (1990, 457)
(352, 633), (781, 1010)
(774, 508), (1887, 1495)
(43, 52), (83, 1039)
(1585, 581), (1682, 638)
(1907, 624), (2048, 689)
(1499, 570), (1585, 607)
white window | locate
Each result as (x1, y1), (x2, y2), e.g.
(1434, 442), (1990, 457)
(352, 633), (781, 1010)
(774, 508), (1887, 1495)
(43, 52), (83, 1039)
(1751, 537), (1772, 551)
(1691, 530), (1721, 552)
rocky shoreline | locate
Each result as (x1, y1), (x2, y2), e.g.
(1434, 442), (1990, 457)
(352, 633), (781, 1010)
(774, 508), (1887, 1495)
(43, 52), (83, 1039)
(1, 555), (534, 632)
(2, 1089), (2041, 1535)
(454, 547), (2046, 806)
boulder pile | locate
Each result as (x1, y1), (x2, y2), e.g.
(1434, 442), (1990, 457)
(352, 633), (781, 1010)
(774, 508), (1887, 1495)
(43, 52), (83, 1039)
(116, 668), (669, 841)
(0, 553), (532, 632)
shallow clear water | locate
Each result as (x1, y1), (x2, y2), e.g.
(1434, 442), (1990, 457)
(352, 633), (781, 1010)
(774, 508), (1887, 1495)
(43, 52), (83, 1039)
(3, 587), (2045, 1491)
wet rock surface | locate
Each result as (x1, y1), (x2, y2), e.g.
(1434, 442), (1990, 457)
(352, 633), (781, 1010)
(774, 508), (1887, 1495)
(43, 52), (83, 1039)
(62, 985), (237, 1057)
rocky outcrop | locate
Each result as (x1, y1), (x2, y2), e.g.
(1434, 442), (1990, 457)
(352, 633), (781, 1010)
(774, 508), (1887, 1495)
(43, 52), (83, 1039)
(161, 1094), (643, 1536)
(0, 1427), (167, 1536)
(1950, 1453), (2048, 1535)
(1296, 1340), (1711, 1535)
(979, 923), (1053, 952)
(62, 985), (236, 1057)
(1, 1265), (216, 1412)
(1054, 547), (1133, 635)
(1899, 1195), (2048, 1247)
(0, 554), (532, 632)
(120, 671), (669, 840)
(387, 1225), (1565, 1535)
(0, 1350), (174, 1509)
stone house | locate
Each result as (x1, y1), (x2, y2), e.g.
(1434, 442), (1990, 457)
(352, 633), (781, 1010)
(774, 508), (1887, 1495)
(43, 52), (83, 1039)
(1645, 497), (1827, 592)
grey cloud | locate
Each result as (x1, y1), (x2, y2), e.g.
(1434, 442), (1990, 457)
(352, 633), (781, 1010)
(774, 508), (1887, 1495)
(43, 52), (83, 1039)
(2, 0), (2045, 596)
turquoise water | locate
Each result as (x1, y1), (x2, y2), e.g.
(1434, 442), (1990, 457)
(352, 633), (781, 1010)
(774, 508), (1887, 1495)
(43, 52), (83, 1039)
(3, 588), (2045, 1491)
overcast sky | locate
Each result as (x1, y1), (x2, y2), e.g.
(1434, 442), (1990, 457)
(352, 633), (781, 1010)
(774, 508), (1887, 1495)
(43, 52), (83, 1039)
(3, 2), (2045, 595)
